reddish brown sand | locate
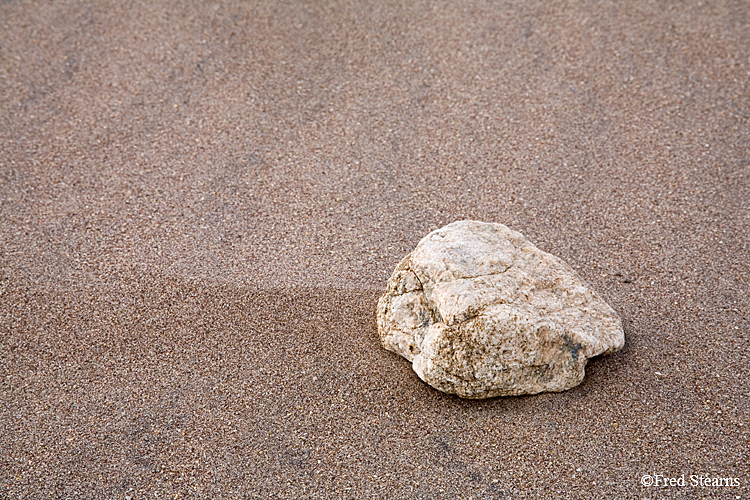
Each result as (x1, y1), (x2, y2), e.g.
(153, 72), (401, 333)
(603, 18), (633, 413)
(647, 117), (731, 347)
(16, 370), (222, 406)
(2, 1), (749, 498)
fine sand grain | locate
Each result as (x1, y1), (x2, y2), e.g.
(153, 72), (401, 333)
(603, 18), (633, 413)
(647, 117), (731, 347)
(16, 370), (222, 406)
(1, 1), (748, 498)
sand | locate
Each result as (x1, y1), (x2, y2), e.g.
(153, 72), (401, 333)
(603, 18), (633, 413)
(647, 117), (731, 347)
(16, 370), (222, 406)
(1, 0), (748, 498)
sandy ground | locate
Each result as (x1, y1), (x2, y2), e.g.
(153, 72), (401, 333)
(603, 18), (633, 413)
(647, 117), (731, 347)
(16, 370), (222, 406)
(1, 0), (749, 498)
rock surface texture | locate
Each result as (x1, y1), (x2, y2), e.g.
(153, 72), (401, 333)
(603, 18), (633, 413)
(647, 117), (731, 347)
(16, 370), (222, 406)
(377, 221), (625, 398)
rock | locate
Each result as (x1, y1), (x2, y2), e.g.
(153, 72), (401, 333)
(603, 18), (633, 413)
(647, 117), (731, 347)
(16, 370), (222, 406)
(377, 220), (624, 398)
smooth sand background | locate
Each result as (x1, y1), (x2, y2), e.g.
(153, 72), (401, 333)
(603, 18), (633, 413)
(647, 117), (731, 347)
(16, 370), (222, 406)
(1, 0), (749, 498)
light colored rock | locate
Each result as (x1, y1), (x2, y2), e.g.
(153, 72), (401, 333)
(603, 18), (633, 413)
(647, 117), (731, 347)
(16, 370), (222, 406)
(377, 220), (624, 398)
